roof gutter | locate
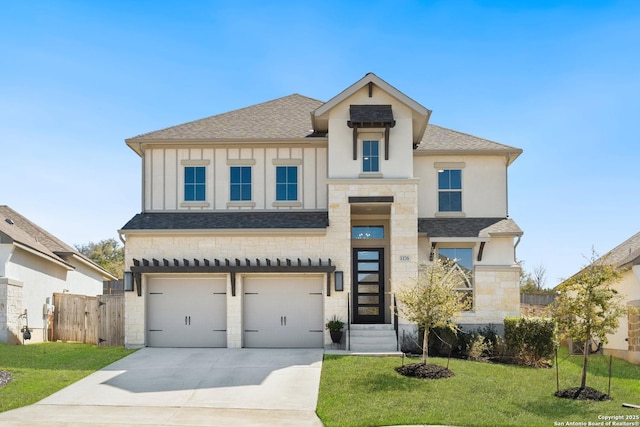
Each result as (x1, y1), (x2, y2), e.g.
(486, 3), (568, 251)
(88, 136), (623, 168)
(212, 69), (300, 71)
(118, 228), (328, 237)
(413, 148), (523, 159)
(506, 153), (510, 217)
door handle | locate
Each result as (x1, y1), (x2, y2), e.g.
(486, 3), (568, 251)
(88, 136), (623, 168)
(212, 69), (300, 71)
(188, 316), (191, 325)
(280, 316), (283, 325)
(185, 316), (188, 325)
(284, 316), (287, 326)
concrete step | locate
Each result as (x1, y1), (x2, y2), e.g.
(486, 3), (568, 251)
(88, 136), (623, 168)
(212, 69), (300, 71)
(349, 342), (398, 352)
(349, 329), (396, 338)
(347, 324), (398, 352)
(349, 324), (395, 331)
(350, 334), (396, 344)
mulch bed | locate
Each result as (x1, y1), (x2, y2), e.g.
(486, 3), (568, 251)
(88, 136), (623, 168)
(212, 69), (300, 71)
(0, 370), (12, 388)
(396, 363), (454, 379)
(555, 387), (611, 401)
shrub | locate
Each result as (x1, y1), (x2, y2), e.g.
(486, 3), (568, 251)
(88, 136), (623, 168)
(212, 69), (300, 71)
(428, 326), (497, 360)
(465, 334), (489, 361)
(504, 316), (557, 366)
(428, 327), (461, 356)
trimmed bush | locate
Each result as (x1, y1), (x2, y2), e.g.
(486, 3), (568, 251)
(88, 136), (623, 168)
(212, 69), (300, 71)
(504, 316), (558, 366)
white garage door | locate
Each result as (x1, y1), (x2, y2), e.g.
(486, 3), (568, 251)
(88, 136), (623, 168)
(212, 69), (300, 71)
(244, 276), (324, 348)
(147, 276), (227, 347)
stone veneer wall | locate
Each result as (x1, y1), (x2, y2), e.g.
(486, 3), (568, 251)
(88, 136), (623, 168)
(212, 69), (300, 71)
(460, 265), (521, 325)
(629, 311), (640, 353)
(328, 179), (419, 327)
(0, 278), (23, 344)
(124, 233), (343, 348)
(124, 179), (419, 348)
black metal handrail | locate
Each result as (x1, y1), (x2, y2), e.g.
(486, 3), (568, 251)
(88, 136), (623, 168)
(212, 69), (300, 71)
(393, 293), (399, 351)
(347, 291), (351, 351)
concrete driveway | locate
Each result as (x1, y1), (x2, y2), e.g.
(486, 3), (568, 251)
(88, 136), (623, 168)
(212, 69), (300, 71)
(0, 348), (325, 427)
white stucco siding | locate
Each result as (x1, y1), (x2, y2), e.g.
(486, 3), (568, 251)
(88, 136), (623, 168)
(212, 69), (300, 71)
(417, 237), (516, 268)
(64, 261), (106, 296)
(143, 146), (328, 211)
(327, 87), (415, 179)
(0, 243), (13, 276)
(477, 237), (517, 266)
(2, 248), (101, 343)
(414, 155), (508, 218)
(606, 268), (640, 352)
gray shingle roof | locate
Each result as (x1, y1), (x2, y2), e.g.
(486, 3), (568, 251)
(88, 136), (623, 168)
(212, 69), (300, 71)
(0, 206), (66, 262)
(121, 211), (330, 230)
(557, 231), (640, 289)
(0, 206), (79, 252)
(126, 93), (521, 156)
(416, 124), (522, 154)
(128, 94), (324, 141)
(0, 206), (113, 278)
(600, 231), (640, 268)
(418, 217), (523, 238)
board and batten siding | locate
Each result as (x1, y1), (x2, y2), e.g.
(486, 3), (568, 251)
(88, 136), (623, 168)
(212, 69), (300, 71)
(143, 146), (328, 211)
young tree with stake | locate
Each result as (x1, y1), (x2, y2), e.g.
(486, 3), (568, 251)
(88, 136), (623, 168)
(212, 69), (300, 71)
(552, 251), (629, 390)
(395, 258), (471, 365)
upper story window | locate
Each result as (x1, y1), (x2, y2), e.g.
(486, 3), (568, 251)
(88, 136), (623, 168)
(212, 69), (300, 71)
(438, 169), (462, 212)
(362, 140), (379, 173)
(184, 166), (206, 201)
(438, 247), (473, 309)
(230, 166), (252, 201)
(276, 166), (298, 201)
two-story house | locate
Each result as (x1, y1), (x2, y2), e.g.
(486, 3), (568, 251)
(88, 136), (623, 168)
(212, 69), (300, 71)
(119, 73), (523, 350)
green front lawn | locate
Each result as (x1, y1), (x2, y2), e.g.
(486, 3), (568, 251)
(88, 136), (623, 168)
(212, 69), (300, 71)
(317, 348), (640, 427)
(0, 343), (135, 413)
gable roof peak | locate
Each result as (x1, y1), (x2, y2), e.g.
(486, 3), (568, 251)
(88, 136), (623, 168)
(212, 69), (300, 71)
(311, 73), (432, 143)
(0, 205), (117, 279)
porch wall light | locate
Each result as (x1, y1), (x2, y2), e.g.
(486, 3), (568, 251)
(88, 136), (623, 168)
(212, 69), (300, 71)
(124, 271), (134, 292)
(334, 271), (344, 292)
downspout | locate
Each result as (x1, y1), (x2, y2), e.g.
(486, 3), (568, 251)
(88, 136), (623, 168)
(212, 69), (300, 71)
(505, 153), (510, 217)
(514, 235), (522, 265)
(139, 142), (145, 213)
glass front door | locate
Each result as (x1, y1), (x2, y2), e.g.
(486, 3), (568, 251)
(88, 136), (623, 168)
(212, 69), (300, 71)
(352, 248), (384, 323)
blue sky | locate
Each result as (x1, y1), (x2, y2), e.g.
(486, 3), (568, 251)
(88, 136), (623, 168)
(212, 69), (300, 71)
(1, 1), (638, 286)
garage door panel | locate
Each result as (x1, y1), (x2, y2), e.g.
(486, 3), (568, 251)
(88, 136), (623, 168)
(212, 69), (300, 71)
(147, 277), (227, 347)
(244, 276), (323, 348)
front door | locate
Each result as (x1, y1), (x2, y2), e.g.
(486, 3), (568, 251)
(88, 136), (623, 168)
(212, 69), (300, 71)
(352, 248), (384, 323)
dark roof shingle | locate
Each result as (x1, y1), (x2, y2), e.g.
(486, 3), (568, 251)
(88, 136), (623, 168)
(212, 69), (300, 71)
(121, 211), (330, 230)
(418, 217), (523, 238)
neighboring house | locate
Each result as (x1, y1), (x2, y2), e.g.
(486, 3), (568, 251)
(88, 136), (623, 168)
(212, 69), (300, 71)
(563, 232), (640, 364)
(119, 73), (523, 350)
(0, 206), (117, 344)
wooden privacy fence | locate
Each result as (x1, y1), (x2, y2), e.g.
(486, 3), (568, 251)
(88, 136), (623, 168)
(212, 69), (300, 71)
(52, 293), (124, 346)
